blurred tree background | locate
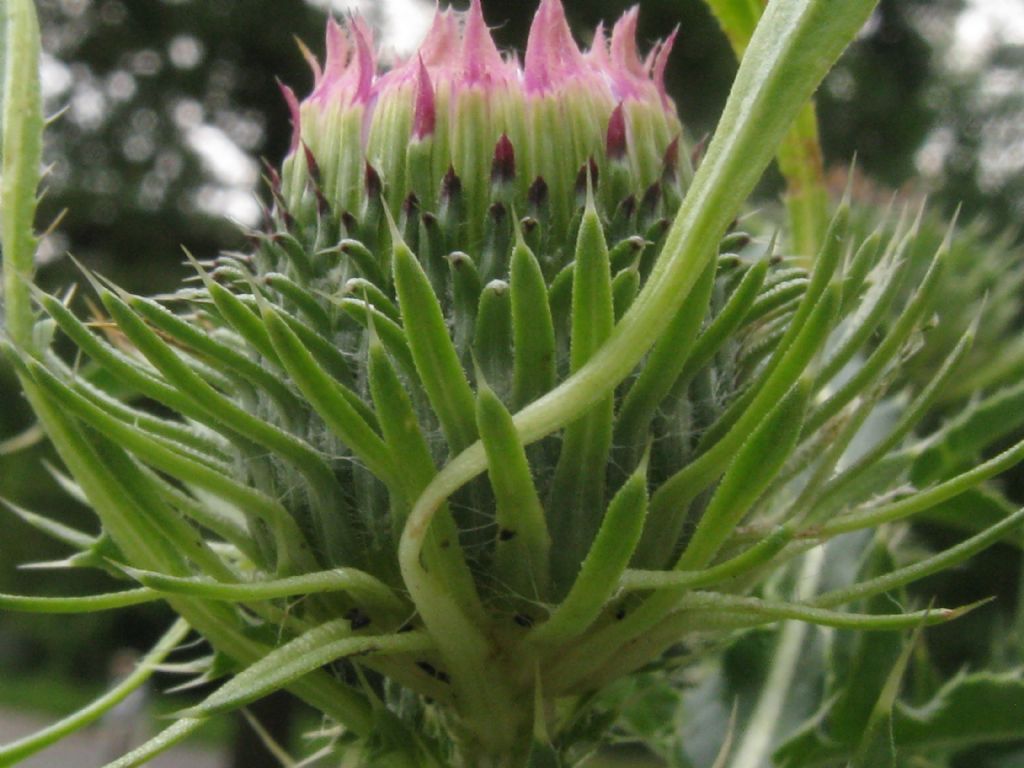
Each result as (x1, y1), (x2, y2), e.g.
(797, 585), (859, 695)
(1, 0), (1023, 764)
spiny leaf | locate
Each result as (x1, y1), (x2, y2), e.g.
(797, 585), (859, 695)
(339, 296), (417, 378)
(620, 525), (795, 592)
(642, 285), (838, 567)
(393, 235), (478, 452)
(817, 227), (911, 385)
(529, 456), (648, 645)
(816, 319), (976, 515)
(548, 201), (616, 592)
(666, 256), (769, 398)
(180, 621), (434, 717)
(25, 358), (315, 573)
(815, 505), (1024, 609)
(123, 565), (407, 615)
(477, 378), (552, 600)
(615, 257), (716, 456)
(0, 497), (96, 550)
(912, 376), (1024, 486)
(0, 588), (159, 613)
(823, 433), (1024, 536)
(367, 335), (485, 624)
(776, 671), (1024, 767)
(805, 227), (946, 434)
(677, 379), (810, 570)
(127, 292), (302, 416)
(510, 232), (557, 409)
(847, 618), (922, 768)
(698, 202), (846, 449)
(260, 302), (397, 487)
(676, 591), (978, 631)
(35, 290), (221, 426)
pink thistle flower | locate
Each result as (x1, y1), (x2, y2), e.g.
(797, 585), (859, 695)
(282, 0), (686, 247)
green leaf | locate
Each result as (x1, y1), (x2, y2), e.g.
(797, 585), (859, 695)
(477, 380), (551, 599)
(367, 336), (485, 626)
(806, 226), (946, 434)
(816, 320), (976, 516)
(127, 293), (303, 417)
(643, 286), (837, 567)
(260, 303), (397, 487)
(675, 592), (973, 632)
(529, 458), (648, 645)
(776, 672), (1024, 767)
(0, 588), (159, 613)
(847, 624), (919, 768)
(815, 505), (1024, 610)
(123, 565), (406, 615)
(100, 288), (348, 517)
(916, 486), (1024, 548)
(473, 280), (514, 396)
(823, 434), (1024, 536)
(698, 203), (846, 450)
(393, 235), (478, 453)
(667, 256), (769, 397)
(9, 363), (375, 737)
(181, 621), (435, 717)
(616, 258), (716, 457)
(36, 290), (220, 427)
(0, 497), (96, 550)
(611, 264), (641, 322)
(264, 271), (331, 331)
(548, 201), (616, 591)
(676, 379), (809, 570)
(895, 672), (1024, 749)
(620, 525), (794, 593)
(339, 296), (417, 379)
(912, 377), (1024, 486)
(510, 232), (556, 409)
(24, 357), (316, 573)
(817, 227), (911, 385)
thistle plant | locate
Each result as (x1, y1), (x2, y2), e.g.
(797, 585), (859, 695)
(3, 1), (1024, 766)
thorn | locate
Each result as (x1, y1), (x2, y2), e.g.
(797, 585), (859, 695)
(44, 104), (70, 127)
(41, 208), (69, 239)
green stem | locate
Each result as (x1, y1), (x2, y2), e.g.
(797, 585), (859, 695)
(778, 102), (830, 261)
(703, 0), (830, 260)
(2, 0), (42, 348)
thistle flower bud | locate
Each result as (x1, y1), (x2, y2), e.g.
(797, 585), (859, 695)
(281, 0), (685, 258)
(10, 0), (1021, 765)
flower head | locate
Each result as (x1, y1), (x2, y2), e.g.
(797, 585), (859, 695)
(282, 0), (686, 252)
